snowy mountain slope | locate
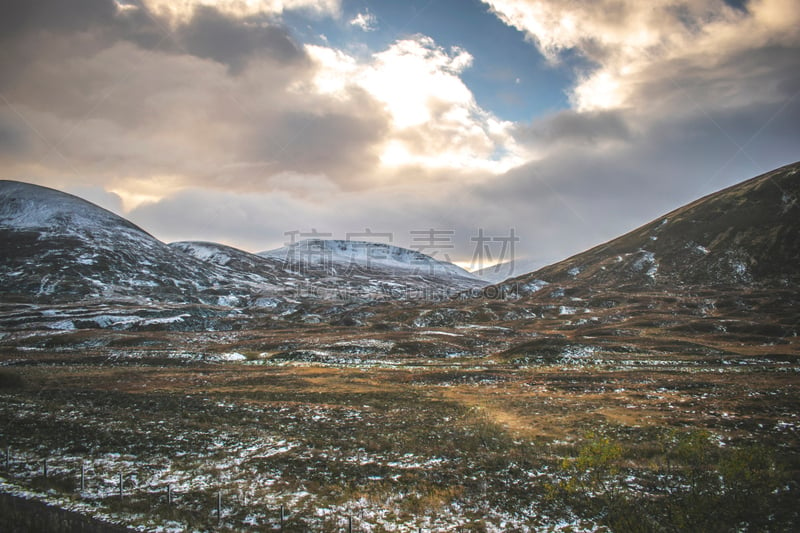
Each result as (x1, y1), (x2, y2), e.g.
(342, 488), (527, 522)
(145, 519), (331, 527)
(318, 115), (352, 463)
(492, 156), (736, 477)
(174, 238), (489, 302)
(0, 181), (487, 306)
(0, 180), (145, 236)
(170, 241), (286, 283)
(260, 239), (481, 281)
(0, 180), (224, 302)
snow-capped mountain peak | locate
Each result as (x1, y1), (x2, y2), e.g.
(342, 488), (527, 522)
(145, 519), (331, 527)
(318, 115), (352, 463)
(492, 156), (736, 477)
(0, 180), (146, 236)
(259, 239), (479, 281)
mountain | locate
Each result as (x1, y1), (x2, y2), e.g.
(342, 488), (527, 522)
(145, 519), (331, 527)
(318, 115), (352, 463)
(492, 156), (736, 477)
(503, 161), (800, 296)
(0, 180), (222, 303)
(368, 162), (800, 348)
(0, 181), (486, 307)
(260, 239), (480, 280)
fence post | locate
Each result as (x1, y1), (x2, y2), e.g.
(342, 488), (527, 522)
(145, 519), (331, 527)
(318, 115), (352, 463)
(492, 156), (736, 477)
(4, 445), (8, 471)
(119, 471), (123, 500)
(348, 514), (352, 533)
(217, 491), (222, 523)
(280, 505), (285, 531)
(80, 461), (85, 491)
(167, 484), (172, 505)
(43, 458), (47, 478)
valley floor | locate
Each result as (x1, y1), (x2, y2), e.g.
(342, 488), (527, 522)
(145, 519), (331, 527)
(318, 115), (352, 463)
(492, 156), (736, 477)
(1, 308), (799, 531)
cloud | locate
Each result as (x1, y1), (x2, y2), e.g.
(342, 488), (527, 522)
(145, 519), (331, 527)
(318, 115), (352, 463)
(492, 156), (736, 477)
(482, 0), (800, 111)
(480, 92), (800, 260)
(0, 0), (387, 194)
(349, 10), (377, 32)
(0, 111), (28, 156)
(514, 109), (632, 150)
(0, 0), (122, 40)
(0, 0), (521, 210)
(142, 0), (342, 23)
(0, 0), (315, 96)
(126, 182), (484, 253)
(307, 36), (525, 174)
(63, 185), (125, 216)
(178, 6), (308, 72)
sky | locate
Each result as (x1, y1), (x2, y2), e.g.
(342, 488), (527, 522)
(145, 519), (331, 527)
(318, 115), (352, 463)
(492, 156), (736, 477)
(1, 0), (798, 274)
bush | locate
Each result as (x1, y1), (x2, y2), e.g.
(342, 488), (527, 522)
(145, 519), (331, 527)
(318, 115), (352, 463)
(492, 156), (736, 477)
(552, 429), (797, 532)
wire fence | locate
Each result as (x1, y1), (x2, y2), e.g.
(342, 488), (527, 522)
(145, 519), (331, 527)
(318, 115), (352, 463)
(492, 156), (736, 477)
(1, 446), (464, 532)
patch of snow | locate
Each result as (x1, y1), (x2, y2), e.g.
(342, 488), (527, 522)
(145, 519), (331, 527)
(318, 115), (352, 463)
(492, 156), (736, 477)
(632, 250), (658, 279)
(456, 324), (512, 331)
(561, 345), (597, 360)
(332, 339), (396, 350)
(420, 330), (462, 337)
(216, 295), (240, 307)
(139, 315), (188, 326)
(252, 298), (281, 308)
(46, 319), (76, 330)
(218, 352), (247, 361)
(782, 192), (797, 213)
(521, 279), (549, 293)
(732, 261), (746, 276)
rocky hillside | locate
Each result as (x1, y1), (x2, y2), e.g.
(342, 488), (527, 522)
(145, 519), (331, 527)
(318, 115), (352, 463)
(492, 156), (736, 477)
(0, 181), (219, 303)
(505, 161), (800, 295)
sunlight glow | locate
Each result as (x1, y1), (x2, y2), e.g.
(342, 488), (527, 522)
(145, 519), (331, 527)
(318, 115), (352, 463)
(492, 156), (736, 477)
(572, 71), (624, 111)
(306, 37), (526, 174)
(108, 177), (184, 212)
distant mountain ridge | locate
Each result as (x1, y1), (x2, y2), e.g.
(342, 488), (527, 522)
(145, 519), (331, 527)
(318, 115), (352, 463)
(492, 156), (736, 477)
(3, 161), (798, 310)
(259, 238), (477, 280)
(0, 181), (486, 305)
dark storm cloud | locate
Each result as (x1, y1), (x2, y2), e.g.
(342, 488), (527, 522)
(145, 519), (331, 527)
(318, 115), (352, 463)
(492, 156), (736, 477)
(0, 0), (168, 52)
(631, 44), (800, 115)
(0, 0), (308, 73)
(0, 0), (120, 39)
(514, 109), (631, 147)
(178, 6), (307, 73)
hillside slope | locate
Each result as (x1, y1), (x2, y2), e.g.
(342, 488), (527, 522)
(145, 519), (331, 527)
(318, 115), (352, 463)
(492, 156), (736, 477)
(0, 181), (219, 302)
(508, 161), (800, 294)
